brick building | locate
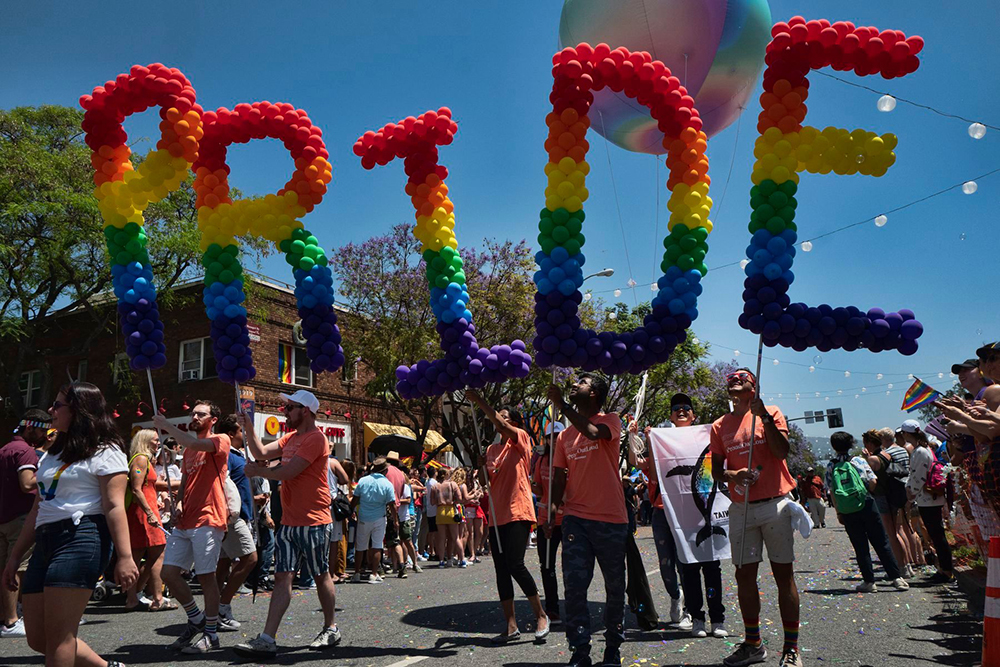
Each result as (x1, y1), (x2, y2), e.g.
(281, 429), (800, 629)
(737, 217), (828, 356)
(5, 273), (450, 464)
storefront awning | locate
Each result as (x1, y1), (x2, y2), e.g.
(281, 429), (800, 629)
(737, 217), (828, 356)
(362, 422), (451, 453)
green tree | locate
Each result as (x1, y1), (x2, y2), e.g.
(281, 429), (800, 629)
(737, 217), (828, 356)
(0, 105), (266, 414)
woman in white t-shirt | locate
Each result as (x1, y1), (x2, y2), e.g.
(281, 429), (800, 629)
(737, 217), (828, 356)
(1, 382), (138, 667)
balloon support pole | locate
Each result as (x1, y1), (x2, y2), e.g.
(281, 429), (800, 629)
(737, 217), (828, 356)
(235, 380), (260, 601)
(546, 367), (557, 568)
(736, 334), (765, 569)
(469, 400), (502, 556)
(145, 368), (177, 526)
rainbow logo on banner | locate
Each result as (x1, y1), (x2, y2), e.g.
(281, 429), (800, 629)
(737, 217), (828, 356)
(901, 378), (942, 413)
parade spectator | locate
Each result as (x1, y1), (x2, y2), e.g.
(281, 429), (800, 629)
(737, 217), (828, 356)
(826, 431), (909, 593)
(235, 390), (340, 658)
(350, 458), (397, 583)
(424, 467), (442, 560)
(863, 428), (915, 578)
(212, 415), (258, 630)
(397, 464), (422, 573)
(467, 389), (550, 643)
(0, 409), (45, 638)
(153, 438), (181, 529)
(434, 468), (469, 568)
(548, 373), (628, 667)
(710, 368), (801, 667)
(798, 467), (826, 529)
(901, 419), (954, 583)
(327, 456), (351, 583)
(123, 429), (172, 612)
(250, 474), (275, 591)
(462, 469), (485, 562)
(384, 452), (407, 578)
(409, 466), (427, 561)
(3, 383), (138, 667)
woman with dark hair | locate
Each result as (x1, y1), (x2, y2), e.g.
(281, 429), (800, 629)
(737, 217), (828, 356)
(2, 382), (138, 667)
(467, 390), (549, 644)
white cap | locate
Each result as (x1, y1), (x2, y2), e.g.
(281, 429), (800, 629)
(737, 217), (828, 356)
(279, 390), (320, 414)
(545, 422), (566, 436)
(900, 419), (921, 433)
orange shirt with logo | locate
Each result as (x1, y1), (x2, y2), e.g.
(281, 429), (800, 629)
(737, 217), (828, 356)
(553, 413), (627, 524)
(177, 433), (231, 531)
(709, 406), (795, 503)
(485, 428), (536, 526)
(277, 429), (331, 526)
(532, 454), (564, 526)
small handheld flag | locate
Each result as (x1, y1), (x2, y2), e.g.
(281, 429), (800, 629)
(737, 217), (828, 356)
(901, 378), (942, 413)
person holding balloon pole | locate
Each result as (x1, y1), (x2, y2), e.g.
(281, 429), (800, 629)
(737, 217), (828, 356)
(547, 374), (627, 667)
(466, 389), (550, 644)
(710, 368), (800, 667)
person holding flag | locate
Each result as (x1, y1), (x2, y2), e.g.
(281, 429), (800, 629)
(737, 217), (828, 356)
(709, 368), (800, 667)
(466, 389), (550, 644)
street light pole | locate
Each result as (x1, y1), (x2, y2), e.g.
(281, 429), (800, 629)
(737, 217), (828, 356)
(583, 267), (614, 282)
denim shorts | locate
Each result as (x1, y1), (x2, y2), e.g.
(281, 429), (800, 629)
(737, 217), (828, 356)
(22, 515), (112, 594)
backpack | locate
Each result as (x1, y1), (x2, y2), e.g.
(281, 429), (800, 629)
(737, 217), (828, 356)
(924, 450), (947, 497)
(883, 446), (910, 479)
(830, 459), (867, 514)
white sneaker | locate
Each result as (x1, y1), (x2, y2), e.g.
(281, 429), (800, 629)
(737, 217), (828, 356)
(712, 622), (729, 638)
(369, 574), (383, 584)
(670, 595), (683, 623)
(892, 577), (910, 590)
(692, 619), (707, 638)
(416, 554), (428, 562)
(856, 581), (877, 593)
(905, 564), (916, 578)
(678, 613), (693, 630)
(0, 618), (26, 638)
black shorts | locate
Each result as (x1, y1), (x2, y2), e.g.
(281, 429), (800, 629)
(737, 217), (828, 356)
(427, 516), (438, 533)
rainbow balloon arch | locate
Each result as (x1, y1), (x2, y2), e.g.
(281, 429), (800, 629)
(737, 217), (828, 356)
(83, 15), (924, 399)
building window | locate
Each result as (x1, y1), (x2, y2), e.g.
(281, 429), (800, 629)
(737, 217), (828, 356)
(19, 370), (42, 408)
(279, 344), (313, 387)
(178, 338), (218, 382)
(342, 356), (359, 384)
(76, 360), (88, 383)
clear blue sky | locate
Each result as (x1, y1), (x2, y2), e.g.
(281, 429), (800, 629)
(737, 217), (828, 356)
(3, 1), (998, 439)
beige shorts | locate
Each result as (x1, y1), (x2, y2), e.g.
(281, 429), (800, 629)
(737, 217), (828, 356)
(729, 495), (796, 566)
(0, 514), (33, 572)
(221, 518), (256, 559)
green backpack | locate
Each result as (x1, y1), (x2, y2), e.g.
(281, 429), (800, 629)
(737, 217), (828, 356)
(830, 459), (867, 514)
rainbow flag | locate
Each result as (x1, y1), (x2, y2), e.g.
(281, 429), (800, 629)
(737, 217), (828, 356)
(278, 344), (293, 384)
(901, 378), (942, 413)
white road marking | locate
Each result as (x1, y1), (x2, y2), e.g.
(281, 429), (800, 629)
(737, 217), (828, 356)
(646, 567), (660, 576)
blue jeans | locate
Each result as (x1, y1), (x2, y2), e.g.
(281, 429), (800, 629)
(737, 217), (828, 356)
(412, 507), (423, 547)
(562, 515), (627, 656)
(651, 510), (681, 599)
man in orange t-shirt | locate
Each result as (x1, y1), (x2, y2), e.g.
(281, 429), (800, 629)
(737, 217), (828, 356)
(709, 368), (800, 667)
(548, 373), (627, 667)
(467, 389), (548, 644)
(235, 390), (338, 659)
(155, 401), (231, 654)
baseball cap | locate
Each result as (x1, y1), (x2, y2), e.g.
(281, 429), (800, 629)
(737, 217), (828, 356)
(670, 393), (693, 409)
(544, 422), (565, 436)
(900, 419), (921, 433)
(952, 358), (980, 374)
(977, 341), (999, 359)
(279, 390), (319, 414)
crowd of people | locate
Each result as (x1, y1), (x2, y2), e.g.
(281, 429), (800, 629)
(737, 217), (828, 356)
(1, 341), (997, 667)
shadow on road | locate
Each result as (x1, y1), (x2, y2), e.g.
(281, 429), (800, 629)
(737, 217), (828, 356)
(887, 593), (983, 666)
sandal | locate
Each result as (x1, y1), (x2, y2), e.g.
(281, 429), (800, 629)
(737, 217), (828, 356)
(491, 630), (521, 644)
(148, 599), (178, 612)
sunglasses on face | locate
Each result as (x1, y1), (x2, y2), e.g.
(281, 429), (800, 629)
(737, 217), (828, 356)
(671, 404), (693, 413)
(284, 404), (304, 413)
(51, 400), (68, 411)
(726, 371), (754, 383)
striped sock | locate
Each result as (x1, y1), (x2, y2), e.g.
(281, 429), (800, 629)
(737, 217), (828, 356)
(744, 618), (761, 646)
(182, 599), (204, 625)
(205, 615), (218, 638)
(782, 620), (799, 652)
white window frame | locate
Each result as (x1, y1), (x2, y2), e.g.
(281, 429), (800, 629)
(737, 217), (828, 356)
(290, 345), (313, 388)
(19, 370), (42, 408)
(76, 359), (88, 383)
(178, 337), (217, 382)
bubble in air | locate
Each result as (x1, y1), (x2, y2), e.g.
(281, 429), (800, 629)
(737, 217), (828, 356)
(813, 355), (823, 365)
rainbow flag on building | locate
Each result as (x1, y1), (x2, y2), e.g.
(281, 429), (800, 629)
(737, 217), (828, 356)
(278, 344), (293, 384)
(901, 378), (942, 413)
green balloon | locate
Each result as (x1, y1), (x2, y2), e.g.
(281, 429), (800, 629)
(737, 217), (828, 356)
(691, 227), (709, 242)
(779, 180), (797, 196)
(566, 218), (582, 235)
(435, 275), (449, 289)
(691, 248), (706, 264)
(316, 254), (328, 267)
(539, 237), (556, 255)
(678, 254), (695, 271)
(660, 259), (671, 273)
(452, 270), (466, 285)
(768, 191), (788, 208)
(563, 239), (581, 256)
(666, 246), (682, 262)
(116, 251), (131, 265)
(552, 208), (569, 225)
(697, 262), (709, 276)
(766, 217), (786, 235)
(671, 223), (689, 238)
(124, 221), (141, 235)
(539, 208), (552, 219)
(299, 256), (315, 271)
(539, 219), (554, 236)
(759, 180), (777, 196)
(552, 226), (570, 243)
(218, 253), (233, 267)
(306, 235), (318, 246)
(679, 235), (697, 251)
(575, 232), (585, 247)
(778, 206), (795, 223)
(440, 246), (456, 261)
(574, 210), (585, 222)
(219, 269), (234, 284)
(756, 204), (775, 221)
(450, 256), (463, 270)
(430, 256), (445, 271)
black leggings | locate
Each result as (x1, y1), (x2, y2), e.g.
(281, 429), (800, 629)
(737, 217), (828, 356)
(536, 524), (562, 616)
(489, 521), (539, 601)
(917, 505), (953, 572)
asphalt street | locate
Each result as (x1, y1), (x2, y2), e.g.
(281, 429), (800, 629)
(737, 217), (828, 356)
(0, 522), (981, 667)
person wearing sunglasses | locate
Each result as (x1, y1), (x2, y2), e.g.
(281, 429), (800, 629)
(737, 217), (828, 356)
(2, 382), (137, 667)
(154, 400), (231, 654)
(709, 368), (800, 667)
(235, 390), (339, 659)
